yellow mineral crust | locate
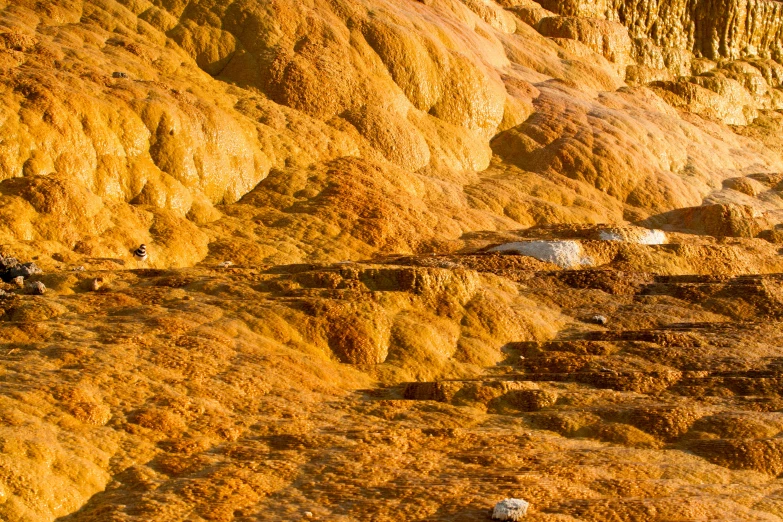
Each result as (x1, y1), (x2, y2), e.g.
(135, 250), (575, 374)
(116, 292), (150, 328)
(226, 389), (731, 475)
(0, 0), (783, 266)
(3, 0), (783, 520)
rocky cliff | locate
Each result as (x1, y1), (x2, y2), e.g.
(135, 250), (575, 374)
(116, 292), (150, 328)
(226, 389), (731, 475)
(1, 0), (783, 268)
(536, 0), (783, 60)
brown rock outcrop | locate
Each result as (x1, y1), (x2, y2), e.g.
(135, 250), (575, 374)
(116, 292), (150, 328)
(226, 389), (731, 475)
(537, 16), (634, 65)
(643, 203), (767, 237)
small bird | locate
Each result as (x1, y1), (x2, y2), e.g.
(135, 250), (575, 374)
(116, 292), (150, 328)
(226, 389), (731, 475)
(133, 244), (148, 268)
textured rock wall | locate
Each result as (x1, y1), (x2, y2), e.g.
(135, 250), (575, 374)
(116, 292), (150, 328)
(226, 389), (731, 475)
(1, 0), (783, 268)
(535, 0), (783, 61)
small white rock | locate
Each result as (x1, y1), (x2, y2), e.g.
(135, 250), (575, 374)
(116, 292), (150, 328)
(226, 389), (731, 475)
(218, 261), (234, 268)
(27, 281), (46, 295)
(591, 314), (608, 325)
(493, 498), (529, 520)
(488, 241), (591, 268)
(303, 512), (314, 519)
(599, 227), (666, 245)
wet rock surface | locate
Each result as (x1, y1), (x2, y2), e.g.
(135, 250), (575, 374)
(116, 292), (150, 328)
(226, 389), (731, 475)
(0, 237), (782, 520)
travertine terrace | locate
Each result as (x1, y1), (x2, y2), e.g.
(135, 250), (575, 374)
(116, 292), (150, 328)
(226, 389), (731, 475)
(2, 0), (783, 520)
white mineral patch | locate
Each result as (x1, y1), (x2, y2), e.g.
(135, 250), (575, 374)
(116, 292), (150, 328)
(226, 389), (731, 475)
(492, 498), (529, 520)
(488, 240), (591, 268)
(599, 227), (667, 245)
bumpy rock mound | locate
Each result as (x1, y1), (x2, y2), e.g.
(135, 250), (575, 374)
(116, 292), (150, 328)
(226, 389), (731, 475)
(0, 0), (783, 267)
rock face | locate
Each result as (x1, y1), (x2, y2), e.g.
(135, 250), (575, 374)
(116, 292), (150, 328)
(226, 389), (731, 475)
(536, 0), (783, 61)
(0, 0), (783, 266)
